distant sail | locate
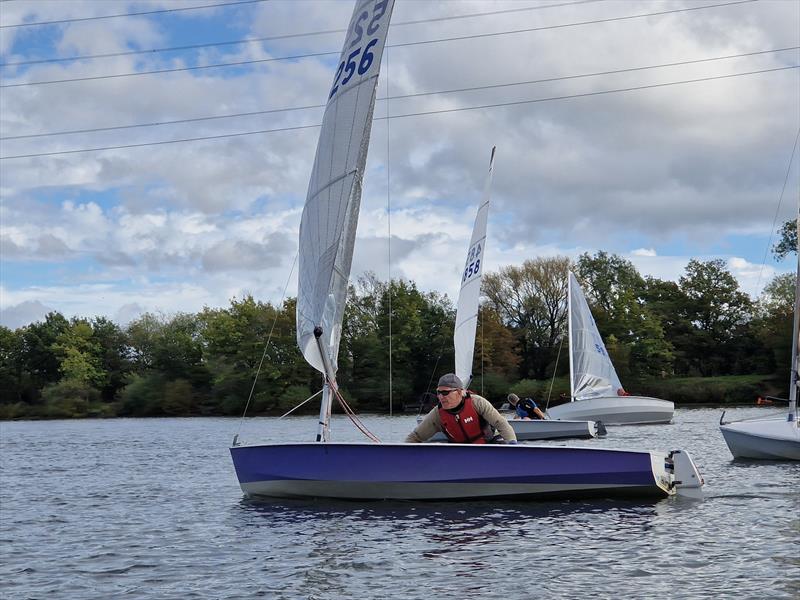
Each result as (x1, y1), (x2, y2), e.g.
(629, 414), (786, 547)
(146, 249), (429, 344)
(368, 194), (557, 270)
(454, 147), (496, 385)
(568, 271), (624, 400)
(297, 0), (395, 374)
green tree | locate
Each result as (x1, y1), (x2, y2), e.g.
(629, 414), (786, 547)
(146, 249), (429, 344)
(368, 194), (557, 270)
(89, 317), (132, 402)
(678, 259), (755, 376)
(340, 276), (455, 411)
(17, 312), (70, 401)
(473, 305), (520, 380)
(576, 253), (674, 377)
(53, 320), (104, 387)
(483, 256), (569, 379)
(641, 277), (694, 375)
(124, 312), (211, 414)
(0, 326), (24, 404)
(200, 296), (311, 415)
(772, 218), (797, 260)
(755, 272), (795, 385)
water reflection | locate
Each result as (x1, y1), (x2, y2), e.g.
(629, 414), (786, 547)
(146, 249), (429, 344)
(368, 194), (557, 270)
(235, 496), (671, 530)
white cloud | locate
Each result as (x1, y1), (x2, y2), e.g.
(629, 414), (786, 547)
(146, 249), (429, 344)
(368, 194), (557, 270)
(0, 299), (53, 329)
(631, 248), (658, 257)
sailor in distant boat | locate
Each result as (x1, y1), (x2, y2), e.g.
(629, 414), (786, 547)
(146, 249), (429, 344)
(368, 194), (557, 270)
(507, 393), (547, 420)
(405, 374), (517, 444)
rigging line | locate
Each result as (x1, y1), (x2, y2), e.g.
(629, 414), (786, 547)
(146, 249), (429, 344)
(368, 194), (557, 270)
(0, 1), (603, 67)
(8, 45), (795, 141)
(333, 387), (381, 442)
(0, 0), (758, 88)
(279, 388), (323, 419)
(386, 48), (393, 419)
(754, 127), (800, 294)
(391, 0), (759, 50)
(0, 0), (268, 29)
(3, 65), (795, 160)
(381, 65), (798, 122)
(545, 331), (566, 412)
(425, 313), (456, 398)
(480, 306), (484, 397)
(233, 250), (298, 443)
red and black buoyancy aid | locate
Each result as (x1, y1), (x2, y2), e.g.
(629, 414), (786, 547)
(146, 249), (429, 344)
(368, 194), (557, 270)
(438, 396), (487, 444)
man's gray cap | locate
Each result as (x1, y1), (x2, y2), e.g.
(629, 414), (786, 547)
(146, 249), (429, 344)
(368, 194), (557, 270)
(437, 373), (463, 389)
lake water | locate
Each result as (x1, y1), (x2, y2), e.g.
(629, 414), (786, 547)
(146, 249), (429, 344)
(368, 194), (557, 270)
(1, 407), (798, 599)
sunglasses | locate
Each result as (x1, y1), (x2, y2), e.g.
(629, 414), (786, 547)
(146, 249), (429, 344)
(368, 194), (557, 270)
(436, 389), (458, 396)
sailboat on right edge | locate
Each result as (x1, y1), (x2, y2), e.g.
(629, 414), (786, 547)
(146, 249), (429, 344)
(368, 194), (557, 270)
(719, 211), (800, 460)
(547, 272), (675, 425)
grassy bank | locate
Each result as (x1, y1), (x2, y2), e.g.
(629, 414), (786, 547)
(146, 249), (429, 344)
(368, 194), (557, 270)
(509, 374), (782, 407)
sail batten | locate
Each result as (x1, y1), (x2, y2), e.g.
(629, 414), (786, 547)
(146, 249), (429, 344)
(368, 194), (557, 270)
(297, 0), (395, 375)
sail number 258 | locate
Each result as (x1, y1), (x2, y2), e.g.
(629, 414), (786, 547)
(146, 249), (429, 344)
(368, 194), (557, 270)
(329, 0), (389, 100)
(462, 242), (483, 283)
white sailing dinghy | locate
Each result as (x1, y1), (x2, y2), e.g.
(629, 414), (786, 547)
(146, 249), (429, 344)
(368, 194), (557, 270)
(547, 273), (675, 425)
(229, 0), (703, 500)
(438, 148), (599, 441)
(720, 212), (800, 460)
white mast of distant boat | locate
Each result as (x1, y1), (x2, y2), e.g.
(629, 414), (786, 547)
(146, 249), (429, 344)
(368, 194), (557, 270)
(788, 208), (799, 424)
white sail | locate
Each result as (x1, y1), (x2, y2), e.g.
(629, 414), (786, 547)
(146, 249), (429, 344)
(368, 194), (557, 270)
(297, 0), (395, 375)
(454, 147), (496, 385)
(568, 271), (624, 400)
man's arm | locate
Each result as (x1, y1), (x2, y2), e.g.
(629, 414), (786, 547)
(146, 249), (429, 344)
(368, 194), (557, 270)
(405, 409), (442, 443)
(472, 396), (517, 442)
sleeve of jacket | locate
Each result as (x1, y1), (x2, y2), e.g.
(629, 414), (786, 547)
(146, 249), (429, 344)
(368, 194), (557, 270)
(472, 395), (517, 442)
(405, 409), (442, 443)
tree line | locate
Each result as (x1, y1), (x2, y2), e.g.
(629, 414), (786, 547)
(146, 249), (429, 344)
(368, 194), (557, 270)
(0, 251), (794, 420)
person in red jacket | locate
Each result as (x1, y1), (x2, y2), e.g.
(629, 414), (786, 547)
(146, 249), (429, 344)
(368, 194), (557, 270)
(405, 373), (517, 444)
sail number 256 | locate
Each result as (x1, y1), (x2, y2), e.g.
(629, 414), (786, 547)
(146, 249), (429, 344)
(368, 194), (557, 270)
(329, 0), (389, 100)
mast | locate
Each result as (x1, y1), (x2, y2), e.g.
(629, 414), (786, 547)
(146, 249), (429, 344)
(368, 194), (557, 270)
(567, 272), (575, 402)
(790, 208), (800, 421)
(314, 326), (338, 441)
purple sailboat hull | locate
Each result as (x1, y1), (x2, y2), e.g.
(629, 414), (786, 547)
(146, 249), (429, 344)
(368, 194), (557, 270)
(230, 443), (676, 500)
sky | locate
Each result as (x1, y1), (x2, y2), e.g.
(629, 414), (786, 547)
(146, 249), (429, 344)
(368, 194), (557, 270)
(1, 0), (799, 330)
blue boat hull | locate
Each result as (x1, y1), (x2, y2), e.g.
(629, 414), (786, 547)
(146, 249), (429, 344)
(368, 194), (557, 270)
(230, 443), (674, 500)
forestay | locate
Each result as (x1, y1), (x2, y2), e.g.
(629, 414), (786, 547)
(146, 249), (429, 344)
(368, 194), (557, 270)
(454, 148), (496, 385)
(568, 271), (624, 400)
(297, 0), (395, 374)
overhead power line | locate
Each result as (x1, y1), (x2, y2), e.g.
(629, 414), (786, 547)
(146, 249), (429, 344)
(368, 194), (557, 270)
(3, 46), (795, 141)
(0, 0), (759, 88)
(0, 1), (603, 67)
(2, 64), (795, 161)
(0, 0), (268, 29)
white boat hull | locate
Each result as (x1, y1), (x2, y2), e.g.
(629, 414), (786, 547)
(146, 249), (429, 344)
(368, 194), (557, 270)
(509, 418), (599, 440)
(546, 396), (674, 425)
(720, 417), (800, 460)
